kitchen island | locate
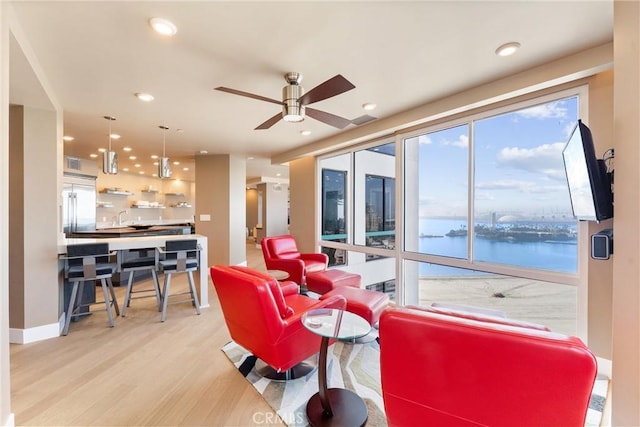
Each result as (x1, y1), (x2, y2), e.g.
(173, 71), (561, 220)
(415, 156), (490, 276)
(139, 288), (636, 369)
(69, 224), (192, 238)
(58, 234), (210, 308)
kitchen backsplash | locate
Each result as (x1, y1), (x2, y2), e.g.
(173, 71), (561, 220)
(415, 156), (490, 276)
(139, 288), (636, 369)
(96, 171), (195, 226)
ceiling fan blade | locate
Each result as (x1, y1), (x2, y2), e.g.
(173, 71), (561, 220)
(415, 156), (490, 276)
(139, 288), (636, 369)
(255, 112), (283, 130)
(298, 75), (356, 106)
(214, 87), (283, 106)
(306, 107), (352, 129)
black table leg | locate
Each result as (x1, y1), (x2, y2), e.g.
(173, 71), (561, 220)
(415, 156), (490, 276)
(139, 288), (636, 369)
(306, 336), (368, 427)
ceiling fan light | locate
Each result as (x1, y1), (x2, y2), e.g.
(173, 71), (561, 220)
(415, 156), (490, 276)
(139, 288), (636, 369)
(283, 113), (304, 123)
(282, 83), (305, 122)
(283, 104), (305, 122)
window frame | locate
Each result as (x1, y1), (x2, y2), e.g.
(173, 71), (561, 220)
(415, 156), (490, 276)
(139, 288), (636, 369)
(316, 84), (588, 306)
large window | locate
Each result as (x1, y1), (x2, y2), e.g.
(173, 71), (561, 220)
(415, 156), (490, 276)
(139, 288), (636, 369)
(321, 169), (347, 241)
(365, 175), (395, 248)
(404, 260), (577, 335)
(404, 95), (579, 274)
(404, 124), (469, 259)
(317, 87), (584, 325)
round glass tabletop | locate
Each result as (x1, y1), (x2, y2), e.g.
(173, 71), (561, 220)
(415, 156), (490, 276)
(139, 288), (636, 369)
(302, 308), (371, 340)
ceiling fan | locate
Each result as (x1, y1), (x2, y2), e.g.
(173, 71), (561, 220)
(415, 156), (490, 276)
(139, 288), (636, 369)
(215, 72), (356, 130)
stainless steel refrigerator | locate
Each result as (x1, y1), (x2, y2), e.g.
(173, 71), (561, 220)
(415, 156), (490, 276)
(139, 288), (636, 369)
(63, 174), (97, 236)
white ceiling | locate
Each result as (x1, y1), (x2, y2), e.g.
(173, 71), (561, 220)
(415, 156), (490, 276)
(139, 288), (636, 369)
(8, 1), (613, 182)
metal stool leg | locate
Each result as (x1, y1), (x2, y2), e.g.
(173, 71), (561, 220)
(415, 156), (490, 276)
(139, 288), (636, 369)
(121, 270), (135, 317)
(187, 271), (201, 315)
(151, 269), (162, 311)
(161, 273), (172, 322)
(107, 277), (120, 316)
(63, 283), (79, 336)
(100, 278), (115, 327)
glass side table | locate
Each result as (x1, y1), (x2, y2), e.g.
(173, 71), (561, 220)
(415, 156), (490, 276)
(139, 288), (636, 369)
(302, 308), (371, 427)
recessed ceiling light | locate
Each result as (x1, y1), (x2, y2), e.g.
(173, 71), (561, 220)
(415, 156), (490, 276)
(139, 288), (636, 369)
(134, 163), (141, 168)
(129, 155), (137, 160)
(149, 17), (177, 36)
(135, 92), (154, 102)
(276, 173), (281, 177)
(89, 153), (98, 158)
(63, 135), (74, 141)
(122, 168), (129, 172)
(183, 167), (189, 171)
(123, 147), (132, 152)
(362, 103), (377, 111)
(151, 154), (159, 159)
(153, 162), (159, 166)
(247, 156), (255, 160)
(300, 130), (311, 136)
(152, 173), (158, 177)
(495, 42), (521, 57)
(98, 148), (106, 153)
(139, 171), (145, 175)
(199, 150), (208, 154)
(173, 161), (180, 165)
(110, 133), (121, 140)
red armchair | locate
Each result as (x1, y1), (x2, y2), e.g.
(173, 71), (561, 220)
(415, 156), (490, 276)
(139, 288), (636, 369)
(210, 265), (346, 379)
(379, 306), (597, 427)
(260, 235), (328, 285)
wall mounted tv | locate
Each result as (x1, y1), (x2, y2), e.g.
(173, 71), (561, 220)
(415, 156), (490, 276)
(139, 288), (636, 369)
(562, 119), (613, 222)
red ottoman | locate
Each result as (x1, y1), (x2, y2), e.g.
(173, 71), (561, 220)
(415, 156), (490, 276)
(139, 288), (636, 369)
(305, 269), (361, 295)
(320, 286), (389, 327)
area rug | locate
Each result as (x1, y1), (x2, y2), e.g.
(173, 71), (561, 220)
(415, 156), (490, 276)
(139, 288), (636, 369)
(222, 340), (387, 426)
(222, 341), (607, 427)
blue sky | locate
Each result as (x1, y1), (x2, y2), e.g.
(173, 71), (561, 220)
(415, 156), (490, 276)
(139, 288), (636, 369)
(414, 96), (579, 219)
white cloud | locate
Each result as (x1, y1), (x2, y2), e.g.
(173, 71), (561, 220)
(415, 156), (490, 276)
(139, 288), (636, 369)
(441, 134), (468, 148)
(515, 101), (568, 119)
(563, 121), (577, 139)
(418, 134), (432, 145)
(475, 179), (567, 195)
(497, 142), (566, 180)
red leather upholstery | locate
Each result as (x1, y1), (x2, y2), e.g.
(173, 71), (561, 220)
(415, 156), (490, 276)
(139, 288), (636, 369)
(261, 235), (328, 285)
(306, 269), (361, 294)
(379, 306), (597, 427)
(320, 286), (389, 326)
(210, 265), (346, 373)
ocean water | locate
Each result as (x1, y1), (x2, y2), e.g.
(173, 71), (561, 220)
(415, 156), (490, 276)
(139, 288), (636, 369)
(416, 218), (577, 276)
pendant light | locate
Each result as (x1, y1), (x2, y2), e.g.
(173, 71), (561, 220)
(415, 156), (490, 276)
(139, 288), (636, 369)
(102, 115), (118, 174)
(158, 125), (172, 179)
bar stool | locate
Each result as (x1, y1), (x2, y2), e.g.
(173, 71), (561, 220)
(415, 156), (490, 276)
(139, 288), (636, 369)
(158, 239), (201, 322)
(120, 249), (162, 317)
(61, 243), (120, 335)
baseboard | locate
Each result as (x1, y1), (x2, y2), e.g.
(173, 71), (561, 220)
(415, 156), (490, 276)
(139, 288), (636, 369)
(9, 318), (61, 344)
(2, 413), (15, 427)
(597, 356), (612, 378)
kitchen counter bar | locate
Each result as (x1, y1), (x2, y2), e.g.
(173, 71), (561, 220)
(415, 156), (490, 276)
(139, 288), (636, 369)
(58, 234), (210, 308)
(70, 225), (192, 238)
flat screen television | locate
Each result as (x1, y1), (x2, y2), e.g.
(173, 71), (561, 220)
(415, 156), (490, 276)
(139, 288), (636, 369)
(562, 120), (613, 222)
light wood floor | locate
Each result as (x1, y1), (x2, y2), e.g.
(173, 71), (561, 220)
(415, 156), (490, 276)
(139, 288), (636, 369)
(10, 241), (286, 426)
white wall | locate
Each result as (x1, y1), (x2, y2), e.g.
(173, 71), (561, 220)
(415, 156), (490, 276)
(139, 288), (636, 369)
(0, 3), (11, 424)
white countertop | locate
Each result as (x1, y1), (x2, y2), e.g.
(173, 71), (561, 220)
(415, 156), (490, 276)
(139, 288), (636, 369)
(58, 233), (206, 254)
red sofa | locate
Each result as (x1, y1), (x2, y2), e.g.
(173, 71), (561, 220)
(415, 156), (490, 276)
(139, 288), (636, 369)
(379, 306), (597, 426)
(210, 265), (345, 378)
(260, 235), (328, 285)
